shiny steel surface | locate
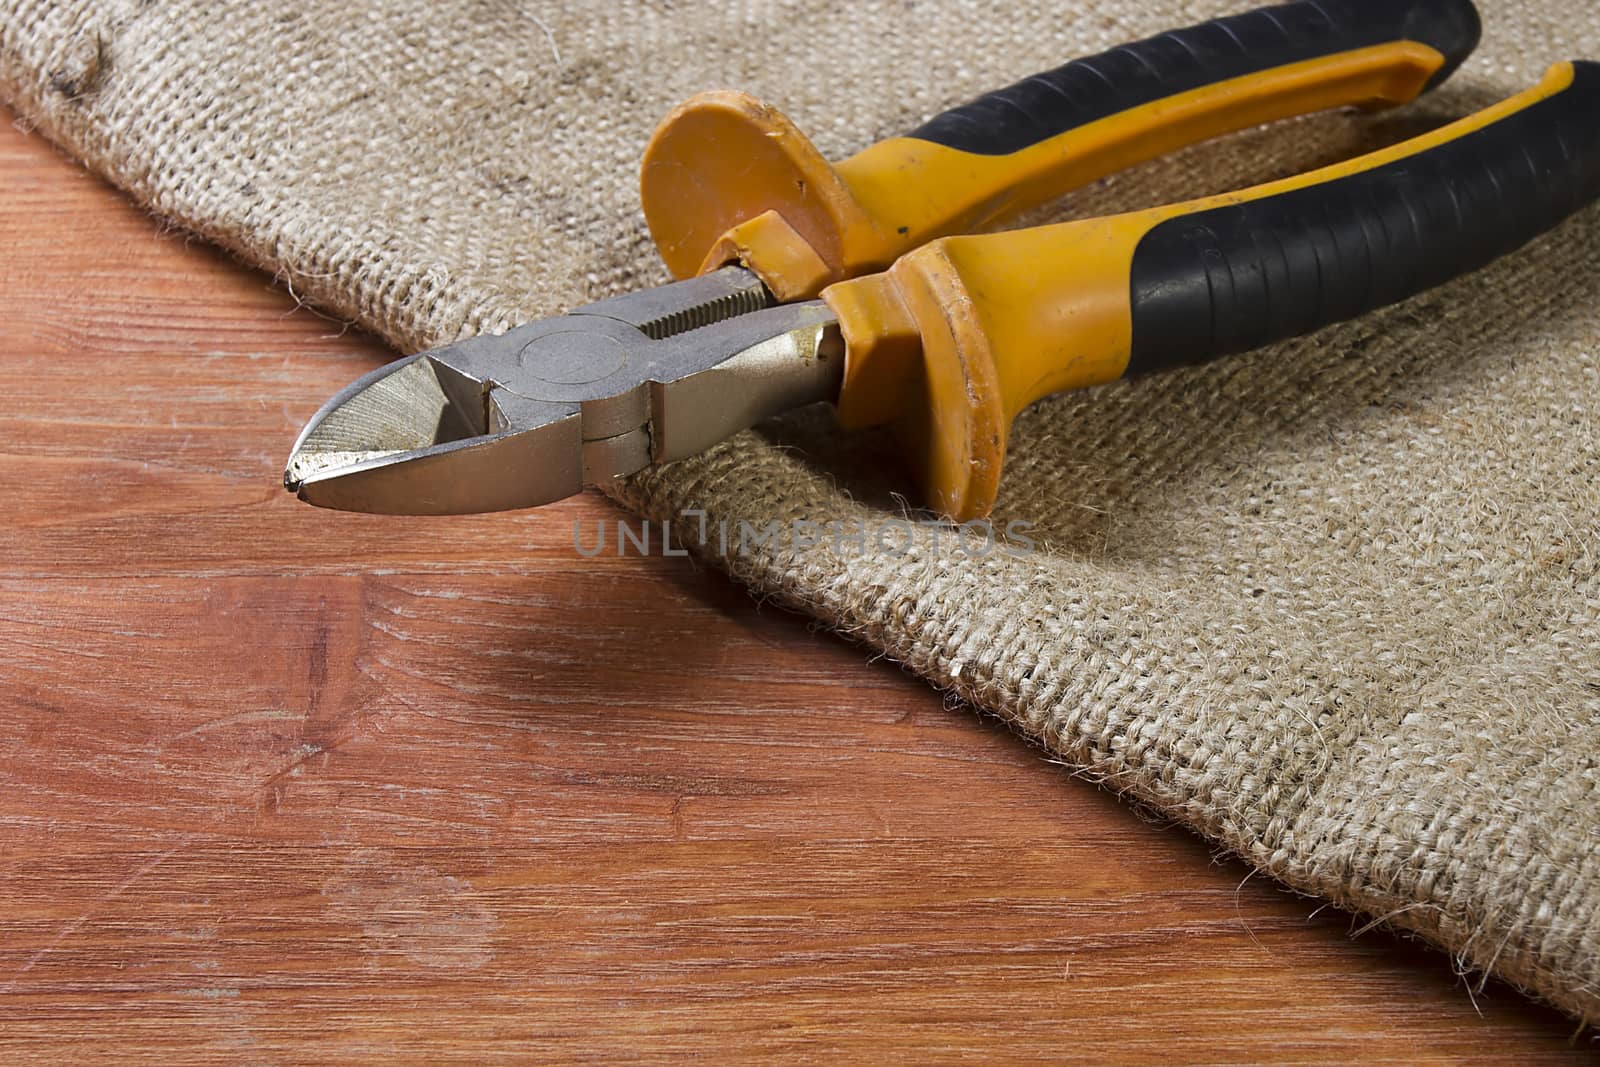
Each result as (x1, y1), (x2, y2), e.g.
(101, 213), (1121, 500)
(285, 267), (843, 515)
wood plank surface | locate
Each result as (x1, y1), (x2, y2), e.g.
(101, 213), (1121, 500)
(0, 110), (1593, 1063)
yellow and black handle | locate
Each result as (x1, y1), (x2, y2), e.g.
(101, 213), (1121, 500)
(642, 0), (1481, 300)
(826, 62), (1600, 520)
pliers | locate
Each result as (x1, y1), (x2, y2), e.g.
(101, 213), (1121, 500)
(285, 0), (1600, 522)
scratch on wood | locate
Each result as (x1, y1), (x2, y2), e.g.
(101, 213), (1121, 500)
(0, 838), (190, 993)
(153, 708), (302, 750)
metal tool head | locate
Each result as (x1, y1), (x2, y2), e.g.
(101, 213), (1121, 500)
(284, 267), (843, 515)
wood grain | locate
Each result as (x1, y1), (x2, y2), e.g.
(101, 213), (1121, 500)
(0, 110), (1592, 1064)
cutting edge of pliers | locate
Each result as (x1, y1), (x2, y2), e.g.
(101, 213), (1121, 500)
(284, 267), (842, 515)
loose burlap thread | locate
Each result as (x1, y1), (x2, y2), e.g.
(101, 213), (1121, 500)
(3, 0), (1598, 1021)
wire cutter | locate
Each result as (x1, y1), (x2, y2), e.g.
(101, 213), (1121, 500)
(285, 0), (1600, 521)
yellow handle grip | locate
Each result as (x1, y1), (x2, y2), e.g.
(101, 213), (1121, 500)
(641, 0), (1479, 301)
(834, 41), (1442, 259)
(824, 63), (1600, 520)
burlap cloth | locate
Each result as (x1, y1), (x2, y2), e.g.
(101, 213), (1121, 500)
(4, 0), (1598, 1021)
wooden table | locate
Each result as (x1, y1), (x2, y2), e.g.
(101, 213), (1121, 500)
(0, 111), (1591, 1063)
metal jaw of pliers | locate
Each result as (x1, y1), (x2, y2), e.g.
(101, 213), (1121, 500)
(284, 268), (842, 515)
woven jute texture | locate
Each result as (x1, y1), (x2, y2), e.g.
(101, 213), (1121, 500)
(4, 0), (1598, 1020)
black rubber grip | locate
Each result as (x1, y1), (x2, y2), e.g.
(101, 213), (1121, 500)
(909, 0), (1481, 156)
(1124, 62), (1600, 374)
